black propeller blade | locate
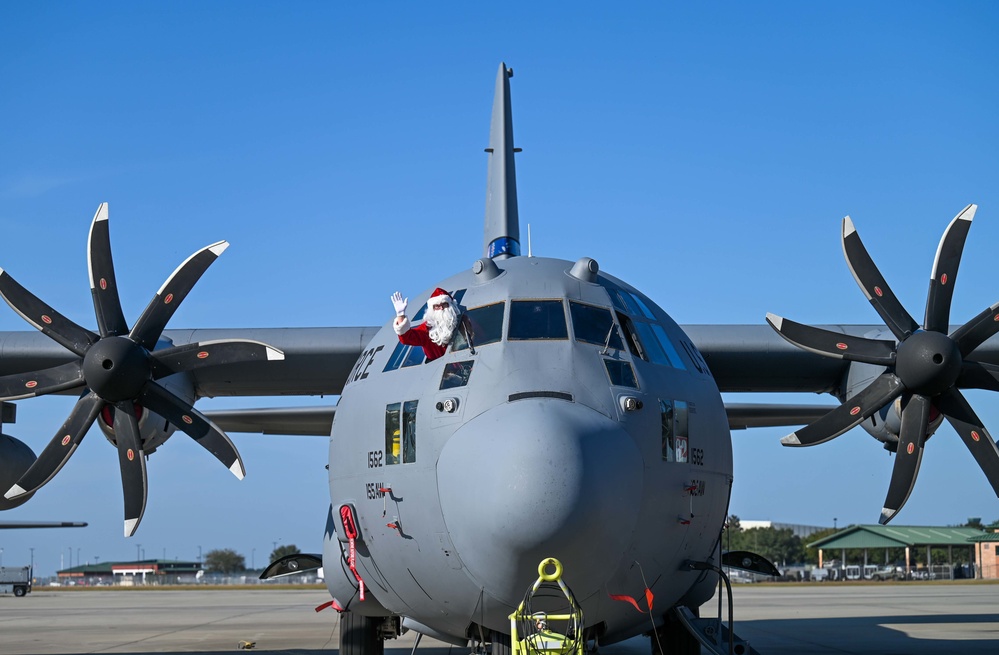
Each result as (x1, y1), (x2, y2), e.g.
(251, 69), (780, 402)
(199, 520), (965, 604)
(0, 205), (283, 536)
(768, 205), (999, 524)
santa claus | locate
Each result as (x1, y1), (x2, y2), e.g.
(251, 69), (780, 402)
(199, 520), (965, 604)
(390, 288), (462, 362)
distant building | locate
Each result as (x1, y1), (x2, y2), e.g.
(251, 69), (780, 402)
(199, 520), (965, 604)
(740, 520), (827, 539)
(58, 560), (202, 586)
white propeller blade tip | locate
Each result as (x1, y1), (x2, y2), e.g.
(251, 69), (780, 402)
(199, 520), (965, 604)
(4, 484), (27, 499)
(230, 461), (245, 480)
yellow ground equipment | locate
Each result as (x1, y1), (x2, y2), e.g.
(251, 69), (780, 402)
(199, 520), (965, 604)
(509, 558), (584, 655)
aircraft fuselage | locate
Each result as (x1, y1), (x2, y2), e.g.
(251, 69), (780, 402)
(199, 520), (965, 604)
(325, 255), (733, 644)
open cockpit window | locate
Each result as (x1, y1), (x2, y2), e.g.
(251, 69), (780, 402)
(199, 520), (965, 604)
(452, 302), (504, 352)
(569, 301), (624, 351)
(508, 300), (568, 340)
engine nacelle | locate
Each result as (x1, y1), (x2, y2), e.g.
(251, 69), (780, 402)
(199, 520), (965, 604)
(95, 373), (196, 455)
(0, 433), (36, 510)
(845, 343), (943, 450)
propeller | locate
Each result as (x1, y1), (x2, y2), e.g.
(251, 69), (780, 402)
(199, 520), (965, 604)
(0, 204), (284, 536)
(766, 204), (999, 524)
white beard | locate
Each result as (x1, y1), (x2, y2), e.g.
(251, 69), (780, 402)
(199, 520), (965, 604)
(426, 302), (460, 346)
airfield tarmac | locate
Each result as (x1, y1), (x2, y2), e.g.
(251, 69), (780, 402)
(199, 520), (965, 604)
(1, 584), (998, 655)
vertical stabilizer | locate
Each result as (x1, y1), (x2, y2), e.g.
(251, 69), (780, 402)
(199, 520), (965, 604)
(483, 63), (521, 259)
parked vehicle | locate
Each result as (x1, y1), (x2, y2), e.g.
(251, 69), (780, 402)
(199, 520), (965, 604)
(0, 566), (32, 597)
(869, 566), (901, 581)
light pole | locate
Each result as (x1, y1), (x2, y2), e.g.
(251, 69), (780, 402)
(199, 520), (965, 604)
(68, 546), (72, 568)
(198, 545), (202, 564)
(136, 543), (142, 562)
(833, 517), (838, 530)
(29, 547), (34, 570)
(77, 548), (81, 567)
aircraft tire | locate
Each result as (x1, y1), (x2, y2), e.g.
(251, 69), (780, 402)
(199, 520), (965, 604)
(651, 611), (698, 655)
(490, 631), (512, 655)
(340, 611), (383, 655)
(13, 586), (27, 597)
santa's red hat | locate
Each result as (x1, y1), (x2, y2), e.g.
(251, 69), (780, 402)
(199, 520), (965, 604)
(428, 288), (453, 307)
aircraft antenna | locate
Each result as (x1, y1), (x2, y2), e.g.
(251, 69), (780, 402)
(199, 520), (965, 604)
(482, 63), (521, 260)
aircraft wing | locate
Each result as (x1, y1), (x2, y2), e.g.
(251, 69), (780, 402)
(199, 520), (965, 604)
(0, 327), (379, 398)
(0, 521), (87, 529)
(1, 322), (996, 402)
(203, 406), (335, 436)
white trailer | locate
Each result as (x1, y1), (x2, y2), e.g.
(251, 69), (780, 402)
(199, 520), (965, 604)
(0, 566), (32, 597)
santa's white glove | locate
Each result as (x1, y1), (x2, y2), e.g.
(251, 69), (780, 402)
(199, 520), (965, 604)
(391, 292), (408, 317)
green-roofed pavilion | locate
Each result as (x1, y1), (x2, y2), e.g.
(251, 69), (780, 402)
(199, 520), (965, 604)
(807, 525), (983, 578)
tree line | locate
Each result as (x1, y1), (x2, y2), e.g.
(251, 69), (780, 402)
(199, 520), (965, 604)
(202, 544), (301, 574)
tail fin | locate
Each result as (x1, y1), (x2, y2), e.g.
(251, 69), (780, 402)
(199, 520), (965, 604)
(482, 63), (521, 259)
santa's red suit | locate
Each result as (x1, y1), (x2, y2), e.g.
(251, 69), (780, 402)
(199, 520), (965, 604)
(394, 320), (448, 362)
(392, 288), (458, 362)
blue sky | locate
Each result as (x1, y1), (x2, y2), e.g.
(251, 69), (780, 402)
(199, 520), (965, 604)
(1, 3), (998, 576)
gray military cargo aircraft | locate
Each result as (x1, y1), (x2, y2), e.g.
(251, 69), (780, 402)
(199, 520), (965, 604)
(1, 63), (999, 654)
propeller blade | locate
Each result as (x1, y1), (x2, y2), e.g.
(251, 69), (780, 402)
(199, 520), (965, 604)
(4, 391), (104, 499)
(112, 402), (148, 538)
(924, 204), (975, 333)
(765, 313), (896, 365)
(956, 361), (999, 393)
(949, 301), (999, 358)
(87, 203), (129, 338)
(0, 270), (98, 357)
(880, 394), (931, 525)
(139, 382), (245, 479)
(129, 241), (229, 350)
(149, 339), (284, 379)
(0, 361), (85, 401)
(781, 372), (904, 447)
(936, 388), (999, 497)
(841, 217), (919, 340)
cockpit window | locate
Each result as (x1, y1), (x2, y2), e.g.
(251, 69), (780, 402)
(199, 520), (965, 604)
(440, 360), (474, 389)
(612, 289), (640, 315)
(604, 359), (638, 388)
(508, 300), (568, 340)
(627, 292), (657, 320)
(569, 301), (624, 351)
(452, 302), (505, 352)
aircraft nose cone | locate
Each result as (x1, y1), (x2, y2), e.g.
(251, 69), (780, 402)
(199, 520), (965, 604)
(437, 399), (643, 604)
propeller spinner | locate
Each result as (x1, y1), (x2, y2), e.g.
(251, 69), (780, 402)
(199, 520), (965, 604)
(767, 205), (999, 524)
(0, 204), (284, 536)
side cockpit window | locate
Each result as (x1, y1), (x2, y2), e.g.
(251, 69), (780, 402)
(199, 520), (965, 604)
(440, 360), (474, 389)
(508, 300), (568, 340)
(569, 301), (624, 351)
(452, 302), (505, 352)
(386, 400), (418, 465)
